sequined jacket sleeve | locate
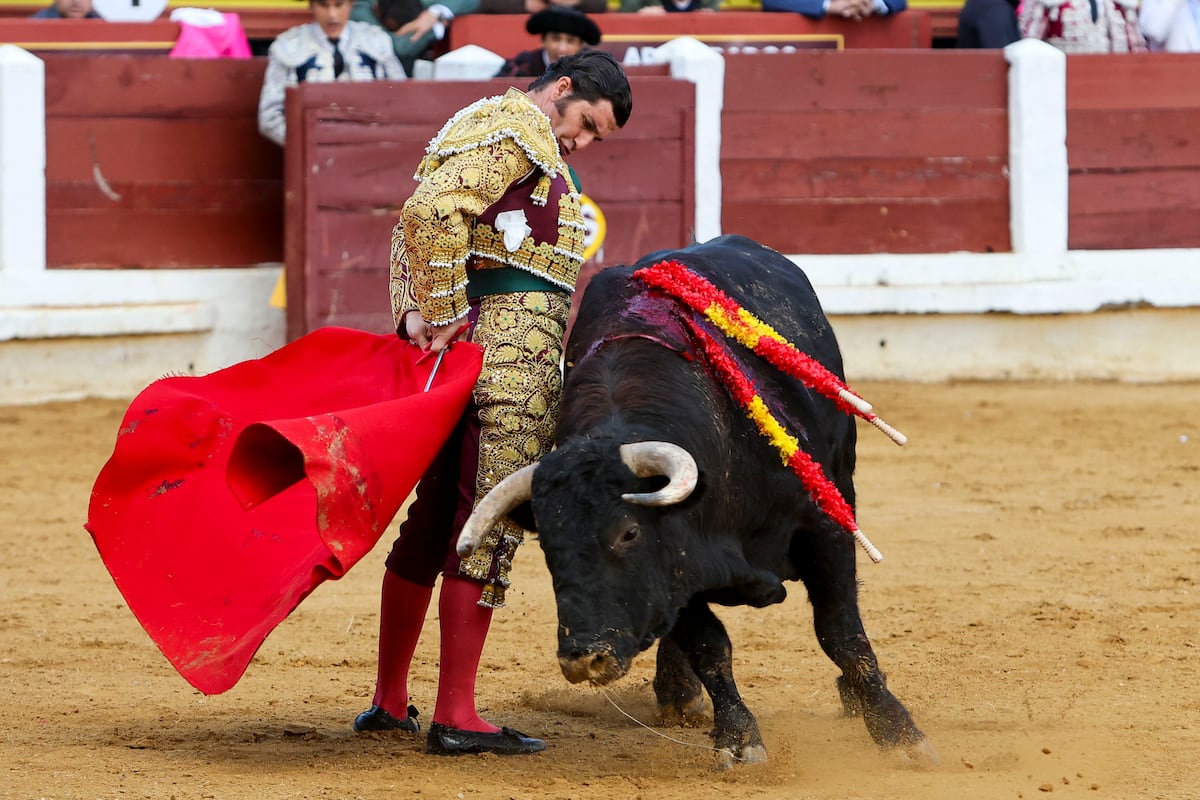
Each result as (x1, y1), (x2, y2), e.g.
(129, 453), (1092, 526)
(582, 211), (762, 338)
(390, 137), (538, 328)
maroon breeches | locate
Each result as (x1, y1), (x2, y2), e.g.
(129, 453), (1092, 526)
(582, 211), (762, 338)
(384, 405), (481, 587)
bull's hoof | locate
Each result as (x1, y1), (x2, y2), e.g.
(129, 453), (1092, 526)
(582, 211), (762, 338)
(715, 743), (768, 770)
(837, 676), (863, 717)
(656, 694), (707, 728)
(898, 735), (940, 767)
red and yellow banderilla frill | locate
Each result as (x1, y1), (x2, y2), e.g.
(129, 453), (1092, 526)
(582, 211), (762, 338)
(633, 260), (908, 563)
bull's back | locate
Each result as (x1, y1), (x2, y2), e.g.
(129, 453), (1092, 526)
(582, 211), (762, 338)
(570, 236), (843, 379)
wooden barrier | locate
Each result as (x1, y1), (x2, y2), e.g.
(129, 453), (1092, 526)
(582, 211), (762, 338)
(0, 0), (306, 41)
(27, 51), (1198, 286)
(42, 54), (282, 268)
(721, 50), (1011, 254)
(283, 71), (693, 338)
(450, 10), (933, 57)
(0, 19), (179, 51)
(908, 0), (963, 40)
(1067, 54), (1200, 251)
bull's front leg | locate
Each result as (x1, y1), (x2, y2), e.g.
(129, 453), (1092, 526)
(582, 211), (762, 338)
(653, 633), (707, 727)
(796, 526), (939, 765)
(668, 600), (767, 769)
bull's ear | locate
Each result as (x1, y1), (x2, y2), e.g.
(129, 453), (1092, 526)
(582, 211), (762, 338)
(507, 500), (537, 533)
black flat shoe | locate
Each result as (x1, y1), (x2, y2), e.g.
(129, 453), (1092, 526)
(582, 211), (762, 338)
(353, 704), (420, 734)
(425, 721), (546, 756)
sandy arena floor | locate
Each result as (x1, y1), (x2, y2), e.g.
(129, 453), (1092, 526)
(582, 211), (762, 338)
(1, 380), (1197, 800)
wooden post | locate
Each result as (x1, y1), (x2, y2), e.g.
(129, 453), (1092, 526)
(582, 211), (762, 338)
(1005, 38), (1067, 255)
(433, 44), (505, 80)
(652, 36), (723, 244)
(0, 45), (45, 273)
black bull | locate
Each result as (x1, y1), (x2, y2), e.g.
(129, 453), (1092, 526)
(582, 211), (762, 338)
(457, 235), (935, 768)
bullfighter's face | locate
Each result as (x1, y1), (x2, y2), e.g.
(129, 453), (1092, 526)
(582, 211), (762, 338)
(533, 76), (619, 157)
(549, 94), (617, 156)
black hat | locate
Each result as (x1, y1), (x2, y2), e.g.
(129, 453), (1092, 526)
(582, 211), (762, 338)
(526, 7), (602, 46)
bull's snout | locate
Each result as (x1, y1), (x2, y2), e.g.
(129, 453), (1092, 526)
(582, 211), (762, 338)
(558, 646), (627, 686)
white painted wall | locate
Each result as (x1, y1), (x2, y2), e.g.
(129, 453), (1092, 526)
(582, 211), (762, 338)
(1, 268), (285, 404)
(830, 306), (1200, 383)
(796, 250), (1200, 315)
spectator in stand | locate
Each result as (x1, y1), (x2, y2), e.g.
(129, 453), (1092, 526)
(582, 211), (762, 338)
(762, 0), (906, 22)
(621, 0), (719, 12)
(956, 0), (1020, 46)
(353, 0), (480, 74)
(497, 6), (601, 76)
(482, 0), (608, 14)
(1139, 0), (1200, 50)
(1019, 0), (1146, 51)
(258, 0), (405, 147)
(30, 0), (100, 18)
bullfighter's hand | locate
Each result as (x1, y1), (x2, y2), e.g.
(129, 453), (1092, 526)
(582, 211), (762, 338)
(429, 318), (470, 352)
(404, 310), (433, 350)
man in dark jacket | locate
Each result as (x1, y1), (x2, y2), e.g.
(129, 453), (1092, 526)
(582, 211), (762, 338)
(956, 0), (1020, 47)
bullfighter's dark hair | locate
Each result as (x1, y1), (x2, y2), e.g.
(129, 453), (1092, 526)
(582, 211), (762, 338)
(529, 50), (632, 129)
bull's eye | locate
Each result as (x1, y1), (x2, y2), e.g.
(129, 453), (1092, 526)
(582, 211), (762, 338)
(611, 524), (640, 553)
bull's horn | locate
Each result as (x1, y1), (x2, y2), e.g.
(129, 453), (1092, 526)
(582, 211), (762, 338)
(455, 463), (537, 558)
(619, 442), (698, 506)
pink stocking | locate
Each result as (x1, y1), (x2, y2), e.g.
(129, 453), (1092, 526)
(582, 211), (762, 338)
(370, 570), (433, 719)
(432, 574), (498, 732)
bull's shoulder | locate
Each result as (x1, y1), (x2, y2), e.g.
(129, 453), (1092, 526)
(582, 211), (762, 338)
(570, 236), (842, 372)
(628, 238), (824, 327)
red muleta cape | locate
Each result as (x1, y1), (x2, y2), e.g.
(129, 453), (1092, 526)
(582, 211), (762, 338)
(85, 327), (483, 695)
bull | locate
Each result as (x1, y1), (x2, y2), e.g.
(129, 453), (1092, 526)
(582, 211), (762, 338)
(457, 235), (935, 768)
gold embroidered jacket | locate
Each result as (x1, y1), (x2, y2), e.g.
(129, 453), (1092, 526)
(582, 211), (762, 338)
(390, 88), (587, 328)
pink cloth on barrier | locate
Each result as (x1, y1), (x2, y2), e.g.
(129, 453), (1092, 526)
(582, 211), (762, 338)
(170, 12), (252, 59)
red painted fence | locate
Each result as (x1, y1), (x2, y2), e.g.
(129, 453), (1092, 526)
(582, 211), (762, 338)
(282, 71), (693, 338)
(42, 54), (281, 269)
(721, 49), (1012, 254)
(1066, 54), (1200, 251)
